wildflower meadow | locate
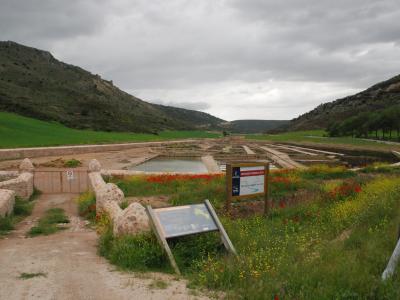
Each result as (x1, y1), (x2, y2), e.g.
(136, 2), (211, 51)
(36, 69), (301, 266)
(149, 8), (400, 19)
(80, 164), (400, 299)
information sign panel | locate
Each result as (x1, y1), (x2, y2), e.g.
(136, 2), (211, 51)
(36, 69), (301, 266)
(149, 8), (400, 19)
(226, 162), (269, 214)
(146, 200), (237, 275)
(232, 166), (265, 197)
(155, 204), (218, 238)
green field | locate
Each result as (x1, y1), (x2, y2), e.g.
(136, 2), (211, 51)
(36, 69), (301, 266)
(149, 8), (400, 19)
(0, 112), (221, 148)
(247, 130), (400, 151)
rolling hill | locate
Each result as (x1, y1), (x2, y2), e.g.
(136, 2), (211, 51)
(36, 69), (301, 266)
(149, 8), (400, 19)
(222, 119), (289, 133)
(0, 41), (223, 133)
(287, 74), (400, 131)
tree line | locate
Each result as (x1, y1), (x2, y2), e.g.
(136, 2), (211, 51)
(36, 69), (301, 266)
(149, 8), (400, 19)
(327, 105), (400, 140)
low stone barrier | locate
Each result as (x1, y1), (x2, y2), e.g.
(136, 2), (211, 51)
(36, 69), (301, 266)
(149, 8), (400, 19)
(0, 189), (15, 217)
(88, 159), (150, 236)
(0, 173), (34, 200)
(0, 171), (19, 181)
(0, 158), (35, 218)
(0, 159), (34, 200)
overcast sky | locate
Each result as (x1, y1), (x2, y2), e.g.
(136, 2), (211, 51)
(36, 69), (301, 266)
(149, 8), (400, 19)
(1, 0), (400, 121)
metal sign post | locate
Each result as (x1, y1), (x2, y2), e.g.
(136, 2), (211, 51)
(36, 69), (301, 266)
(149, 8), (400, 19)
(146, 200), (236, 274)
(226, 162), (270, 215)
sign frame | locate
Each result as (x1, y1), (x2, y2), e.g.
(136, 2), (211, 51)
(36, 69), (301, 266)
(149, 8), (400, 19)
(226, 162), (270, 215)
(146, 200), (237, 275)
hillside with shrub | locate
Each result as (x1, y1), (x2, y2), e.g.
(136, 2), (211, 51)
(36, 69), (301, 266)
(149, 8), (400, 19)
(0, 41), (223, 133)
(287, 74), (400, 131)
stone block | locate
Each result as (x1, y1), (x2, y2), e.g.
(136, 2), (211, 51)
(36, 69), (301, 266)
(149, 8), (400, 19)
(0, 189), (15, 217)
(113, 202), (150, 236)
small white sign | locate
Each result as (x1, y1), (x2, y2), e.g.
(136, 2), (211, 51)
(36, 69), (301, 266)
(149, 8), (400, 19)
(66, 170), (74, 181)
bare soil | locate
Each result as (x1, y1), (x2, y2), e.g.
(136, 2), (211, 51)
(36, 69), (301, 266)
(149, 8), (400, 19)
(0, 147), (157, 170)
(0, 194), (210, 300)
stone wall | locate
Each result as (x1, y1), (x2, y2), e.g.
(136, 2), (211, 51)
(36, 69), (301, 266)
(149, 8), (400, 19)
(0, 171), (19, 181)
(0, 140), (195, 161)
(0, 158), (34, 201)
(0, 189), (15, 217)
(0, 173), (34, 200)
(88, 159), (150, 236)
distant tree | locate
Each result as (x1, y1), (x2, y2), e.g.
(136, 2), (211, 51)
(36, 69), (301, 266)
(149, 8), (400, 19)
(387, 106), (400, 140)
(340, 117), (358, 137)
(325, 105), (400, 141)
(380, 109), (394, 140)
(352, 112), (371, 138)
(366, 112), (381, 139)
(327, 122), (341, 137)
(222, 130), (229, 137)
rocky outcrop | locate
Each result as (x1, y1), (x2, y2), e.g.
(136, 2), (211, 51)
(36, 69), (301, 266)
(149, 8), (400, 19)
(0, 189), (15, 217)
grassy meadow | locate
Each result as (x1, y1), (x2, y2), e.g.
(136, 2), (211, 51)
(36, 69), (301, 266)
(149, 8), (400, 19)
(77, 165), (400, 299)
(247, 130), (400, 151)
(0, 112), (221, 148)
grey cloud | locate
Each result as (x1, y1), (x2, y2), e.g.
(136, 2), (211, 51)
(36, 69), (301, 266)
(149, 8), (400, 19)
(1, 0), (400, 119)
(0, 0), (125, 46)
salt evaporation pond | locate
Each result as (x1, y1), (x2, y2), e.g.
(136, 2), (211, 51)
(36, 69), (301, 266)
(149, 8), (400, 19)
(131, 158), (208, 173)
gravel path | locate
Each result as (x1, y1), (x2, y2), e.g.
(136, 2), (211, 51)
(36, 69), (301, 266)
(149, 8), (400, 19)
(0, 194), (210, 300)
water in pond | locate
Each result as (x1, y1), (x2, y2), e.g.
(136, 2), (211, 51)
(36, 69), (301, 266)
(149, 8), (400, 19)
(131, 158), (208, 173)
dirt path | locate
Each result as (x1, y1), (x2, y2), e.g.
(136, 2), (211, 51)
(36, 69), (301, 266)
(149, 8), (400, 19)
(0, 194), (210, 300)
